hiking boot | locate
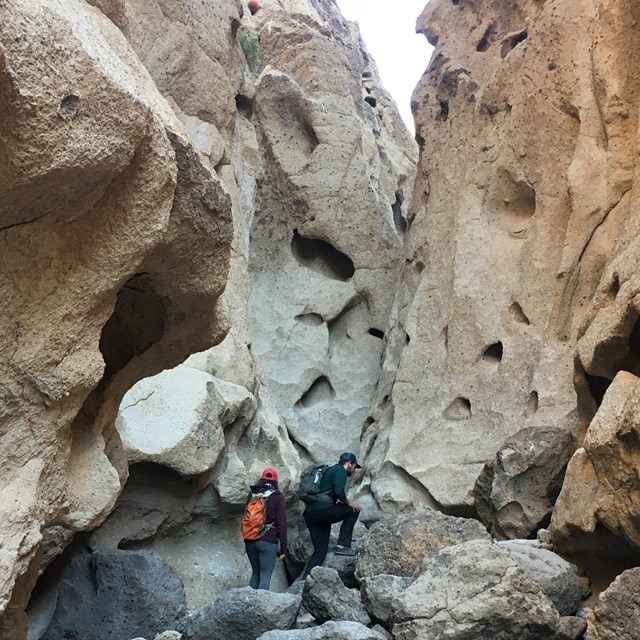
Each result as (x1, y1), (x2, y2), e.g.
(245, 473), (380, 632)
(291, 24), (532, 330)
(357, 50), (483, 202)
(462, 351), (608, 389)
(334, 545), (356, 556)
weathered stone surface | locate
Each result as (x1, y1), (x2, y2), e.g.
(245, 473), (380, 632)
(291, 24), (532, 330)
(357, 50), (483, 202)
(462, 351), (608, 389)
(551, 372), (640, 557)
(356, 0), (640, 523)
(392, 540), (559, 640)
(182, 587), (301, 640)
(302, 567), (370, 626)
(41, 550), (187, 640)
(585, 568), (640, 640)
(246, 2), (416, 464)
(356, 507), (490, 579)
(475, 426), (574, 539)
(360, 574), (411, 626)
(557, 616), (588, 640)
(498, 541), (582, 616)
(258, 621), (385, 640)
(0, 0), (231, 633)
(287, 520), (366, 586)
(117, 367), (255, 476)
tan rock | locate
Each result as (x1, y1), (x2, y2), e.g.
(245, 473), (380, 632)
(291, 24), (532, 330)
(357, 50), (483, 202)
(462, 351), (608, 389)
(0, 0), (231, 630)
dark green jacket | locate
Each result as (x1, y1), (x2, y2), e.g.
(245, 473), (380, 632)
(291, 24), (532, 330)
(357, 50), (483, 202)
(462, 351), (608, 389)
(305, 464), (348, 512)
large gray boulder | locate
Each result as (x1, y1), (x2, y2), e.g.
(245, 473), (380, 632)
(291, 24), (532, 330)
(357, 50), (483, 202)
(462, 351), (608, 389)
(360, 574), (411, 627)
(392, 540), (559, 640)
(474, 426), (574, 539)
(356, 507), (490, 578)
(302, 568), (370, 626)
(585, 568), (640, 640)
(287, 520), (366, 586)
(42, 550), (187, 640)
(183, 587), (301, 640)
(258, 621), (385, 640)
(498, 540), (582, 615)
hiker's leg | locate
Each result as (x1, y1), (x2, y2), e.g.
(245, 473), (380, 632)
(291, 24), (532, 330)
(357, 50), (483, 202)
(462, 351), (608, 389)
(335, 504), (359, 547)
(245, 541), (261, 589)
(303, 513), (331, 577)
(256, 540), (278, 590)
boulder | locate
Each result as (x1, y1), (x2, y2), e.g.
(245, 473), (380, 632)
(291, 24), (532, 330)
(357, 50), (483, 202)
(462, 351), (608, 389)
(356, 507), (490, 578)
(557, 616), (588, 640)
(116, 367), (256, 477)
(392, 539), (559, 640)
(360, 574), (411, 626)
(302, 568), (370, 626)
(474, 426), (574, 539)
(42, 550), (187, 640)
(498, 540), (582, 615)
(287, 520), (366, 586)
(258, 621), (385, 640)
(585, 568), (640, 640)
(183, 587), (301, 640)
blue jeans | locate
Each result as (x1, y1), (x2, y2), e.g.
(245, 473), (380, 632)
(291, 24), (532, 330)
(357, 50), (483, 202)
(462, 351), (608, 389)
(245, 539), (277, 590)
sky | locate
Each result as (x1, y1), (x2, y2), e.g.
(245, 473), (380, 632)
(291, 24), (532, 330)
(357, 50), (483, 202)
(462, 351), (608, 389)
(335, 0), (434, 131)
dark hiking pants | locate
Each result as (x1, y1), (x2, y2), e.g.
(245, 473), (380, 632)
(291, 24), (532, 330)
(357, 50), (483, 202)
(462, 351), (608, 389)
(245, 539), (278, 589)
(302, 503), (359, 577)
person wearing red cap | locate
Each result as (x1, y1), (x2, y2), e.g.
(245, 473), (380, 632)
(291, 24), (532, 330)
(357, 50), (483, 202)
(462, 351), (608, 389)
(243, 467), (288, 590)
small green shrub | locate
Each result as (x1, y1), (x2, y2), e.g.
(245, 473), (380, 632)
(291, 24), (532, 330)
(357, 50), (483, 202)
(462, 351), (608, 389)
(239, 30), (266, 77)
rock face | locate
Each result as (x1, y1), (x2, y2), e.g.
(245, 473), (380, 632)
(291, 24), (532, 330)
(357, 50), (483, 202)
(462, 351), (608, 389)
(355, 507), (491, 579)
(41, 550), (187, 640)
(183, 587), (301, 640)
(356, 0), (640, 520)
(0, 0), (231, 635)
(392, 540), (560, 640)
(585, 568), (640, 640)
(302, 568), (370, 626)
(551, 371), (640, 558)
(475, 426), (574, 539)
(258, 621), (385, 640)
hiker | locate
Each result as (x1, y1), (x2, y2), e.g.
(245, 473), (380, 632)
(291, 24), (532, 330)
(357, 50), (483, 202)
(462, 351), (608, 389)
(302, 452), (362, 577)
(243, 467), (288, 590)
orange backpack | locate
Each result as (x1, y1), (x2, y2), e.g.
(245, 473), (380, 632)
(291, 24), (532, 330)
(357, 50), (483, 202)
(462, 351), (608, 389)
(242, 489), (274, 540)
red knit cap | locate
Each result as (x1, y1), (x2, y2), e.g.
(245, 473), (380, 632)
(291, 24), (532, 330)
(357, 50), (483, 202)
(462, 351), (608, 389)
(261, 467), (279, 481)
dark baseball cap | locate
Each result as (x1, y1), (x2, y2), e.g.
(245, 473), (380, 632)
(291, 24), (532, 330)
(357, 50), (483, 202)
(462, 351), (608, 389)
(340, 452), (362, 468)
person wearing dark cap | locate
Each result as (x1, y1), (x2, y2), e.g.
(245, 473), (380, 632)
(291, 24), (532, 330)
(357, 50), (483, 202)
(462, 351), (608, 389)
(302, 452), (362, 577)
(243, 467), (288, 590)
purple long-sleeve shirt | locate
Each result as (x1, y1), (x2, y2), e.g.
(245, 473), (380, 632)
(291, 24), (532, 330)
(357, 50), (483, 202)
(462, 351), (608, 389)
(246, 481), (288, 555)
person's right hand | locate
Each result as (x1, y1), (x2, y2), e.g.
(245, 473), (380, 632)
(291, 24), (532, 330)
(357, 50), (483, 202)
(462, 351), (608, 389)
(347, 500), (361, 512)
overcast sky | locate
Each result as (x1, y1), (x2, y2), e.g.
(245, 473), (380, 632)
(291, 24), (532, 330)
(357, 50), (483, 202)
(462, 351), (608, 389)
(335, 0), (434, 132)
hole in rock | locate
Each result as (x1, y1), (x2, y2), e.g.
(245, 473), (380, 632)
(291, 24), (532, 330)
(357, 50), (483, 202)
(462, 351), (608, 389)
(476, 24), (496, 52)
(59, 95), (80, 121)
(501, 30), (528, 58)
(486, 168), (536, 233)
(362, 70), (372, 79)
(230, 18), (240, 38)
(436, 100), (449, 121)
(443, 397), (472, 420)
(291, 229), (355, 281)
(586, 374), (612, 408)
(605, 274), (620, 303)
(295, 376), (335, 408)
(382, 395), (390, 405)
(509, 302), (530, 325)
(451, 0), (460, 4)
(392, 191), (407, 235)
(99, 274), (166, 380)
(235, 93), (254, 117)
(369, 328), (384, 339)
(364, 96), (377, 108)
(405, 333), (411, 345)
(527, 390), (539, 416)
(415, 134), (425, 149)
(295, 312), (324, 326)
(482, 341), (503, 363)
